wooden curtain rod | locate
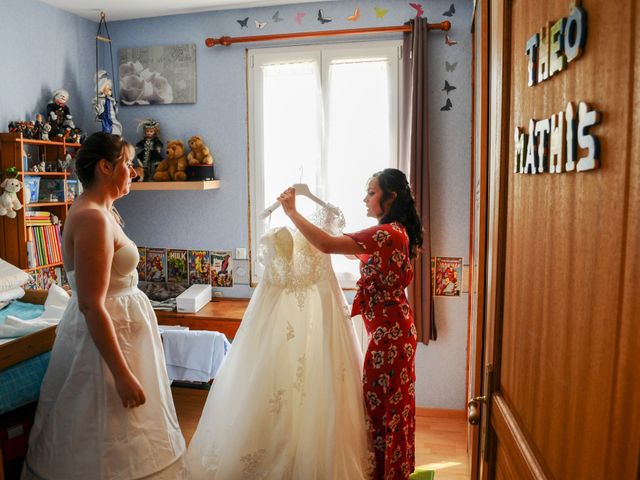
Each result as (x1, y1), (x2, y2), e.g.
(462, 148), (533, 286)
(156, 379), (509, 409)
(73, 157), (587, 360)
(205, 21), (451, 47)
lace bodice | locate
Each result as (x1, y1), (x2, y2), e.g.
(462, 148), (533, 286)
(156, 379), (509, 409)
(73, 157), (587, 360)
(259, 205), (345, 307)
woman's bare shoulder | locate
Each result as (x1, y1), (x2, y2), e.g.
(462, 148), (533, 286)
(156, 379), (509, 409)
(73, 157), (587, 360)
(66, 205), (112, 237)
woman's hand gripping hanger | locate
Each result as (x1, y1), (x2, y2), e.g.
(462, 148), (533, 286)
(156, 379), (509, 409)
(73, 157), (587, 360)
(260, 183), (328, 220)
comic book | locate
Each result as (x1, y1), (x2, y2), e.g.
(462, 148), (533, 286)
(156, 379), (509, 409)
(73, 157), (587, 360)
(189, 250), (211, 285)
(434, 256), (462, 297)
(146, 248), (167, 282)
(167, 249), (189, 285)
(210, 251), (233, 288)
(137, 246), (147, 281)
(38, 267), (58, 290)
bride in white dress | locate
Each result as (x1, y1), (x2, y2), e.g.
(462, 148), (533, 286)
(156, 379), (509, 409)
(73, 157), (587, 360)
(22, 133), (186, 480)
(186, 205), (373, 479)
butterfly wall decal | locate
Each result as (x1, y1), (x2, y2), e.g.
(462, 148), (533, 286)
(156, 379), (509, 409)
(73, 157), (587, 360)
(374, 7), (389, 19)
(237, 17), (249, 29)
(441, 98), (453, 111)
(294, 12), (306, 25)
(445, 35), (458, 46)
(347, 7), (361, 21)
(445, 61), (458, 72)
(443, 4), (456, 17)
(409, 3), (424, 18)
(255, 20), (267, 29)
(442, 80), (457, 94)
(317, 9), (332, 24)
(272, 10), (283, 23)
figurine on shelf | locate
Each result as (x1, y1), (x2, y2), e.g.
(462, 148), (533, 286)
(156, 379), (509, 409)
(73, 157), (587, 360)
(135, 119), (163, 181)
(30, 158), (46, 173)
(47, 88), (75, 137)
(93, 70), (122, 136)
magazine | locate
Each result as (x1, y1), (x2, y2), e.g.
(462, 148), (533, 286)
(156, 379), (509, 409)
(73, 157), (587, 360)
(146, 248), (167, 283)
(167, 249), (189, 285)
(137, 247), (147, 281)
(189, 250), (211, 285)
(210, 251), (233, 288)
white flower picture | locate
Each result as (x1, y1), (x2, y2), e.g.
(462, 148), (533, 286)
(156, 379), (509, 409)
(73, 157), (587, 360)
(118, 44), (196, 105)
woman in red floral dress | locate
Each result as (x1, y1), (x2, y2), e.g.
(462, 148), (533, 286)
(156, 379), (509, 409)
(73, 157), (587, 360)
(279, 168), (423, 479)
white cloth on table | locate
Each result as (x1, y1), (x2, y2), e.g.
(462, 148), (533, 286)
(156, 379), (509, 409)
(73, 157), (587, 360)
(0, 284), (69, 338)
(162, 329), (230, 382)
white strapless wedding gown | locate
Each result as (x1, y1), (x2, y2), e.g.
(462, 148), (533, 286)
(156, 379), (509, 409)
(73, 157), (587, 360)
(22, 240), (187, 480)
(186, 207), (373, 479)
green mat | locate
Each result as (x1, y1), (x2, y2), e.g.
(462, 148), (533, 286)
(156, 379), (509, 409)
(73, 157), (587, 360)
(409, 467), (435, 480)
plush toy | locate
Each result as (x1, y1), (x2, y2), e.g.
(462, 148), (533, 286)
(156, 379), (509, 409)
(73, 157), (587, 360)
(187, 135), (214, 166)
(153, 140), (187, 181)
(0, 178), (23, 218)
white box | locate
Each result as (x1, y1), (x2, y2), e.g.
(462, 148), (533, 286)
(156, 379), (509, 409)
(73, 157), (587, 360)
(176, 284), (211, 313)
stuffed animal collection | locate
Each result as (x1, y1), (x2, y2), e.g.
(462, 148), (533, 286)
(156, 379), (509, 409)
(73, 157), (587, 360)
(150, 135), (215, 182)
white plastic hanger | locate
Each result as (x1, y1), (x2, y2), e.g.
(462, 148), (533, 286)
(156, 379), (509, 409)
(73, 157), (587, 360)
(259, 183), (328, 220)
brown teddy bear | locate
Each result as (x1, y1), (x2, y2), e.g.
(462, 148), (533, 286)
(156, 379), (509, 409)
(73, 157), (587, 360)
(187, 135), (214, 166)
(153, 140), (187, 181)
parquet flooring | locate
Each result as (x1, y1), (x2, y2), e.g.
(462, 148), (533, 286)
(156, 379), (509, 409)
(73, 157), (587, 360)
(172, 386), (470, 479)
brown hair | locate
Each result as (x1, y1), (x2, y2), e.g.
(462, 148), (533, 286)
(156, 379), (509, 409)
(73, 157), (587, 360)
(74, 132), (132, 189)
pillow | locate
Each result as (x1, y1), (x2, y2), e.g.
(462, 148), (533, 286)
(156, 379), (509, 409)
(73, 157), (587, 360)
(0, 259), (32, 291)
(0, 287), (26, 302)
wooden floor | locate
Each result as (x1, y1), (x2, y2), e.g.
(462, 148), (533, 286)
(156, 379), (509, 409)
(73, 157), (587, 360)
(172, 386), (470, 479)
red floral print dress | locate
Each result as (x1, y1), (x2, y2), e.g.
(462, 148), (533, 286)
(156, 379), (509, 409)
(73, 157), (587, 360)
(346, 222), (417, 480)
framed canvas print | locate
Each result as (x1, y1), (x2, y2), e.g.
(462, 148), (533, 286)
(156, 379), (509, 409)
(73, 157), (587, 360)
(119, 44), (196, 105)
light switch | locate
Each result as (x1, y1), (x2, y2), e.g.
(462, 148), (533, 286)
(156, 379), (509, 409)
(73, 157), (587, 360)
(235, 247), (247, 260)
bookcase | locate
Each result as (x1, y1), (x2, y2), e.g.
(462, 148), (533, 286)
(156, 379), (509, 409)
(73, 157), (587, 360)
(0, 133), (80, 287)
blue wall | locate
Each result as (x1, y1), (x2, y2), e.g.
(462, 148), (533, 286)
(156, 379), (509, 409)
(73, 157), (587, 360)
(1, 0), (472, 410)
(0, 0), (96, 133)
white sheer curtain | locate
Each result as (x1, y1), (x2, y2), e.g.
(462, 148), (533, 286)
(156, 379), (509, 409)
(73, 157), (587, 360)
(249, 43), (401, 286)
(325, 57), (395, 286)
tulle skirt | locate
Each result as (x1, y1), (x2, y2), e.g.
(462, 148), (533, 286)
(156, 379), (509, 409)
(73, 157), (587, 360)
(186, 278), (373, 480)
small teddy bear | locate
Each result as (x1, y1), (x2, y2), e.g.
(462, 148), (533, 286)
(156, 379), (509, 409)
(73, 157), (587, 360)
(187, 135), (214, 166)
(153, 140), (187, 181)
(0, 178), (23, 218)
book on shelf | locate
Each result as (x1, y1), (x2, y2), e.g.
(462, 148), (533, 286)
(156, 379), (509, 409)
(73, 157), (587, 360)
(26, 223), (62, 267)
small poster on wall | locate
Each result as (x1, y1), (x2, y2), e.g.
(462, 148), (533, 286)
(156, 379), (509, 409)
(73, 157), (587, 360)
(211, 251), (233, 288)
(119, 44), (196, 105)
(434, 256), (463, 297)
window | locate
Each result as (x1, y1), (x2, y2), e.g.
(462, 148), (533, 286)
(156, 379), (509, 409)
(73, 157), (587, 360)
(248, 41), (402, 286)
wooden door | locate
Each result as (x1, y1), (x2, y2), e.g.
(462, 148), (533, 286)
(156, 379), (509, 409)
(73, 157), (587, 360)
(476, 0), (640, 478)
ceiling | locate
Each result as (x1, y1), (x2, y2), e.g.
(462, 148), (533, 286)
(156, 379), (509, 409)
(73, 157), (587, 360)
(39, 0), (332, 21)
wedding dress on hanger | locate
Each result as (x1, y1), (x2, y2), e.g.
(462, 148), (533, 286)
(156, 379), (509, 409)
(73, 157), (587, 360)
(186, 204), (373, 480)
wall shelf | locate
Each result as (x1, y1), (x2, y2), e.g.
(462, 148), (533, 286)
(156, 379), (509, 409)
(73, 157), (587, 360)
(129, 180), (220, 191)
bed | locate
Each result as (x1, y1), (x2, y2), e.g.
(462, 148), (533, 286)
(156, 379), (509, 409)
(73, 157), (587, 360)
(0, 290), (54, 480)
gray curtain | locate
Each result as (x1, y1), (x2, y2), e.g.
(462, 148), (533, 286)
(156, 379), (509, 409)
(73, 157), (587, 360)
(401, 17), (436, 344)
